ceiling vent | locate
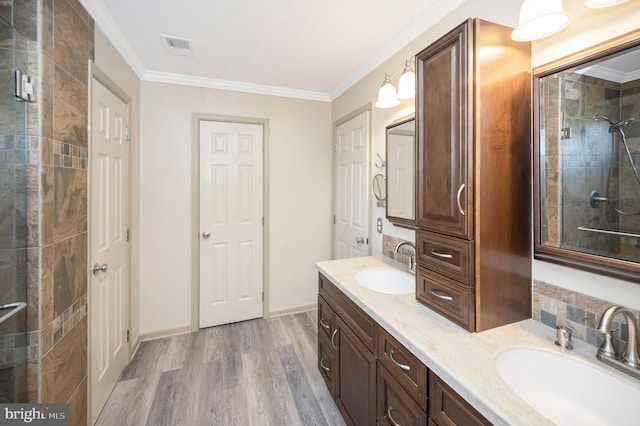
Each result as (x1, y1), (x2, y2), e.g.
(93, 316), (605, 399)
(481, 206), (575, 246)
(162, 35), (192, 56)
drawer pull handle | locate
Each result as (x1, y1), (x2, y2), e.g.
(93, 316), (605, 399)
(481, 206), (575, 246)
(320, 359), (330, 372)
(430, 249), (453, 259)
(387, 405), (402, 426)
(431, 289), (454, 301)
(331, 329), (338, 349)
(320, 318), (330, 329)
(389, 349), (411, 371)
(456, 183), (466, 216)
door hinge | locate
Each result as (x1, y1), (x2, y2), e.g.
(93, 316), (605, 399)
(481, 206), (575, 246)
(333, 215), (336, 225)
(126, 329), (130, 342)
(262, 292), (264, 301)
(14, 70), (36, 102)
(333, 143), (337, 153)
(124, 127), (131, 141)
(126, 228), (130, 242)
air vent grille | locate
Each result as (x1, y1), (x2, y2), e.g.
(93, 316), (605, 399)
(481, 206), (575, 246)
(162, 35), (192, 56)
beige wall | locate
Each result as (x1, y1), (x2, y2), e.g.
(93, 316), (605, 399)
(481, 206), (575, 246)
(334, 0), (640, 310)
(139, 82), (332, 335)
(93, 27), (142, 347)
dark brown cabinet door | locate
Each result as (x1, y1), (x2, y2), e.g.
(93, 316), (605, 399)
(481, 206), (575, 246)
(335, 316), (376, 426)
(428, 372), (491, 426)
(416, 21), (472, 239)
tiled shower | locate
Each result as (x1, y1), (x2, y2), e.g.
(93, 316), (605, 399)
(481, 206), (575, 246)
(0, 1), (93, 424)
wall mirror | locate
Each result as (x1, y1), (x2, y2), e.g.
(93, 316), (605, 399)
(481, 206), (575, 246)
(386, 116), (416, 228)
(534, 30), (640, 282)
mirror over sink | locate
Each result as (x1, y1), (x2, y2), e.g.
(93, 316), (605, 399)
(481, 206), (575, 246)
(534, 29), (640, 282)
(385, 116), (416, 228)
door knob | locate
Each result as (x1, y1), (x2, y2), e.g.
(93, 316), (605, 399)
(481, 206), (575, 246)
(202, 231), (211, 239)
(92, 263), (108, 275)
(356, 236), (367, 245)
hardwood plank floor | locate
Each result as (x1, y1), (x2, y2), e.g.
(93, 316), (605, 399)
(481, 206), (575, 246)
(96, 311), (345, 426)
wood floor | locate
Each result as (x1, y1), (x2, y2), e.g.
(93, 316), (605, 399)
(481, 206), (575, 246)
(96, 311), (345, 426)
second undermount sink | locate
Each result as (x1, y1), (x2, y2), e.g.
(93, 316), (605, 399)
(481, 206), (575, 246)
(496, 348), (640, 425)
(354, 268), (414, 294)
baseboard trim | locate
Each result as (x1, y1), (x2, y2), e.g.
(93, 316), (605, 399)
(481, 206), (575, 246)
(269, 303), (316, 318)
(129, 335), (142, 357)
(140, 325), (192, 342)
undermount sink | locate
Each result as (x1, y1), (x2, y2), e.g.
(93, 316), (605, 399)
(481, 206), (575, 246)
(496, 348), (640, 425)
(353, 268), (414, 294)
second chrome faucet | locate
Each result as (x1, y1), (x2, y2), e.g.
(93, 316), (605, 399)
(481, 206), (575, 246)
(596, 305), (640, 379)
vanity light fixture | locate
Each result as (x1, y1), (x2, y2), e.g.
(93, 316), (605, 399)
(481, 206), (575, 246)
(511, 0), (571, 42)
(375, 59), (415, 108)
(585, 0), (630, 7)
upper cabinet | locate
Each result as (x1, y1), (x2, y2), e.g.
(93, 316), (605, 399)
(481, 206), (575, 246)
(416, 22), (470, 238)
(415, 19), (532, 332)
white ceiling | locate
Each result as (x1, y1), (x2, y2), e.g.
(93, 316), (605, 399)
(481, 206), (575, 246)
(80, 0), (464, 101)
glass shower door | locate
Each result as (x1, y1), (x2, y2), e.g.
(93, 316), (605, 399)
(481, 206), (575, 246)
(0, 1), (30, 403)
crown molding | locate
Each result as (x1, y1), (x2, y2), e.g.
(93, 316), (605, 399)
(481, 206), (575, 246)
(328, 0), (464, 100)
(78, 0), (147, 78)
(142, 71), (331, 102)
(578, 65), (640, 84)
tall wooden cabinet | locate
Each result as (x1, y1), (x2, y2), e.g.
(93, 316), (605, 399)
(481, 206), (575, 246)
(415, 19), (532, 332)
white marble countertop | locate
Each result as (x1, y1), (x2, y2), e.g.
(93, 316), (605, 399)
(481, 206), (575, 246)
(315, 256), (640, 426)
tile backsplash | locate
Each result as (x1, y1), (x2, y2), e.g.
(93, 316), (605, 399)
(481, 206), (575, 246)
(382, 234), (414, 267)
(534, 280), (640, 349)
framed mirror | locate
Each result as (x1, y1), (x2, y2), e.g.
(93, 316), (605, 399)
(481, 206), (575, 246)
(386, 116), (416, 228)
(534, 29), (640, 282)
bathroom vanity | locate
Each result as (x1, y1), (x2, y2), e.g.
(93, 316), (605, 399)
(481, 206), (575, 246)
(316, 256), (640, 425)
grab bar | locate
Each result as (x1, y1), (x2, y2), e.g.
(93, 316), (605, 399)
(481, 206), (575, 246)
(0, 302), (27, 326)
(578, 226), (640, 239)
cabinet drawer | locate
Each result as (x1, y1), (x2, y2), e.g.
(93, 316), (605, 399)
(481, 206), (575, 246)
(376, 327), (428, 410)
(416, 267), (475, 331)
(318, 295), (335, 343)
(319, 274), (376, 352)
(416, 230), (474, 285)
(318, 332), (336, 397)
(377, 363), (427, 426)
(429, 372), (491, 426)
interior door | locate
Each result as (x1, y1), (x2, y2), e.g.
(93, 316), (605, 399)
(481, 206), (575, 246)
(89, 78), (129, 424)
(199, 121), (263, 328)
(334, 111), (370, 259)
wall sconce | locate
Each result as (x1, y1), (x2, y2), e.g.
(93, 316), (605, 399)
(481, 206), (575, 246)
(585, 0), (630, 7)
(375, 59), (415, 109)
(511, 0), (571, 41)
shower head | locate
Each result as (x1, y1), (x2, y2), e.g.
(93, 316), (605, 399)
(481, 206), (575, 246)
(593, 114), (615, 126)
(609, 117), (635, 133)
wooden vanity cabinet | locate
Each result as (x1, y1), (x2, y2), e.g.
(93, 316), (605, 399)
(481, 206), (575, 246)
(428, 372), (490, 426)
(318, 274), (376, 425)
(415, 18), (532, 332)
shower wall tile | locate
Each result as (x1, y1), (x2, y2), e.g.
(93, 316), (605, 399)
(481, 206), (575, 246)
(52, 166), (86, 241)
(40, 164), (54, 246)
(53, 233), (86, 318)
(50, 316), (86, 403)
(13, 0), (38, 43)
(52, 66), (87, 148)
(26, 247), (39, 331)
(67, 377), (87, 426)
(53, 0), (90, 84)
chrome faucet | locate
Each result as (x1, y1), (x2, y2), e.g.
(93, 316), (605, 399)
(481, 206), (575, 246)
(394, 241), (416, 274)
(596, 305), (640, 379)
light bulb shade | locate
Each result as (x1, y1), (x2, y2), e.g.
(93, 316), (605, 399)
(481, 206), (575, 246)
(511, 0), (571, 41)
(585, 0), (629, 7)
(396, 62), (415, 100)
(375, 75), (400, 108)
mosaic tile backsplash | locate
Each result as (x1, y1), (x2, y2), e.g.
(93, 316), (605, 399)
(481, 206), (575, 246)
(534, 280), (640, 350)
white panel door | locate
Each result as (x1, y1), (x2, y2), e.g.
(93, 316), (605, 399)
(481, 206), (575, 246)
(334, 111), (370, 259)
(388, 133), (415, 218)
(199, 121), (263, 328)
(89, 79), (128, 424)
